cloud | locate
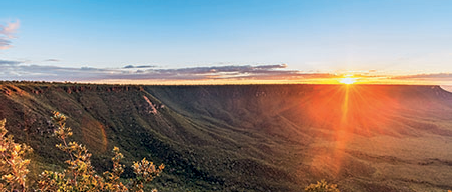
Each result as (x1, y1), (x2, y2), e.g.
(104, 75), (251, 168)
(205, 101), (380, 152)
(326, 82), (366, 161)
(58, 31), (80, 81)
(123, 64), (156, 69)
(44, 59), (61, 62)
(0, 20), (20, 38)
(0, 59), (24, 65)
(156, 64), (290, 75)
(393, 73), (452, 80)
(0, 20), (20, 50)
(0, 39), (12, 50)
(3, 61), (452, 85)
(2, 63), (333, 82)
(1, 65), (116, 81)
(387, 73), (452, 85)
(254, 63), (288, 69)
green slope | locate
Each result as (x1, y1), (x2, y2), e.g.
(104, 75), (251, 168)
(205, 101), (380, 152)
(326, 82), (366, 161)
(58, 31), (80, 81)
(2, 82), (452, 191)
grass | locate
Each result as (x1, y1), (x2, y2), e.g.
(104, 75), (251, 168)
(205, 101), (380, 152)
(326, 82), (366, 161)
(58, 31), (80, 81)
(2, 81), (452, 191)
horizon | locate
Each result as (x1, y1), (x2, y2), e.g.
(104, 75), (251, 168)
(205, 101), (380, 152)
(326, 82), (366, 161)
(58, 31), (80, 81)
(1, 1), (452, 85)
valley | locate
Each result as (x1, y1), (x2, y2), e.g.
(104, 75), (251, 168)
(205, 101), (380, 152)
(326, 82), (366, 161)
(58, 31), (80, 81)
(1, 82), (452, 191)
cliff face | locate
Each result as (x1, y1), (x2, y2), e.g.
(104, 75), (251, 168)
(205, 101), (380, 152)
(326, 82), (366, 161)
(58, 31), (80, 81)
(147, 84), (452, 138)
(2, 82), (452, 191)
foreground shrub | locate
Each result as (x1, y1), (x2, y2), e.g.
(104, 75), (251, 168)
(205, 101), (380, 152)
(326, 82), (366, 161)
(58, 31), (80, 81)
(305, 179), (340, 192)
(1, 112), (164, 192)
(1, 119), (33, 191)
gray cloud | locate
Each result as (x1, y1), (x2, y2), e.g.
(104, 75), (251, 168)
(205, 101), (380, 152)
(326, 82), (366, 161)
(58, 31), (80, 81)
(254, 63), (288, 69)
(155, 64), (290, 75)
(1, 65), (117, 81)
(44, 59), (60, 62)
(123, 65), (156, 69)
(2, 63), (329, 82)
(4, 61), (452, 85)
(0, 39), (12, 49)
(0, 59), (23, 65)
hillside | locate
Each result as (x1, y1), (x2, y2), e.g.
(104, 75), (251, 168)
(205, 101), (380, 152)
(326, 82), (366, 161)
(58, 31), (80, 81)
(1, 82), (452, 191)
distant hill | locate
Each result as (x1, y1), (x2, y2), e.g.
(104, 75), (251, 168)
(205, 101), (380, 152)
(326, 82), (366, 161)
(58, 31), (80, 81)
(1, 82), (452, 192)
(440, 85), (452, 93)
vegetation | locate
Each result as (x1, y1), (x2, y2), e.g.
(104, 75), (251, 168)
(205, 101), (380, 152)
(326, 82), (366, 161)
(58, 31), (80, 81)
(305, 180), (340, 192)
(1, 112), (164, 192)
(3, 81), (452, 191)
(1, 111), (340, 192)
(1, 118), (33, 191)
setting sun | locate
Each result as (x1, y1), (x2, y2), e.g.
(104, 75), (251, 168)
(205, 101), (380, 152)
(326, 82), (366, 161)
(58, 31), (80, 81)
(339, 76), (357, 84)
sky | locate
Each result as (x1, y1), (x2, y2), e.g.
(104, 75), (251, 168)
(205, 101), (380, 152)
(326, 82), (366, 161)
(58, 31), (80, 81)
(1, 0), (452, 85)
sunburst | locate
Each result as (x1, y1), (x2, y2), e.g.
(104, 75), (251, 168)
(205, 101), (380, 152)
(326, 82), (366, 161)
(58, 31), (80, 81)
(339, 75), (357, 84)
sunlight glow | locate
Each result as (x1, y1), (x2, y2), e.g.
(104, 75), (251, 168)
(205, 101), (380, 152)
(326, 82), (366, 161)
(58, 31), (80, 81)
(339, 76), (357, 84)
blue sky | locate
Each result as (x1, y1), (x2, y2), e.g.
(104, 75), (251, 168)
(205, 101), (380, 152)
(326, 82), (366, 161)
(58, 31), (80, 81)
(1, 0), (452, 84)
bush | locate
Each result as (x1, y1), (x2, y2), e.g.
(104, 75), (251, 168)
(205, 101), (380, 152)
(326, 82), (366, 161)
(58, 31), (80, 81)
(1, 119), (33, 191)
(305, 179), (340, 192)
(1, 112), (164, 192)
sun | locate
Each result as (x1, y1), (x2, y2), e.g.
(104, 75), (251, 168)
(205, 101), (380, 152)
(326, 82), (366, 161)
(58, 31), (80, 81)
(339, 75), (357, 85)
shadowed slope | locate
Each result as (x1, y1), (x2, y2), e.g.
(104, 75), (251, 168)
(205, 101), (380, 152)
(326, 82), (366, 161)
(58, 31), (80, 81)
(1, 82), (452, 191)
